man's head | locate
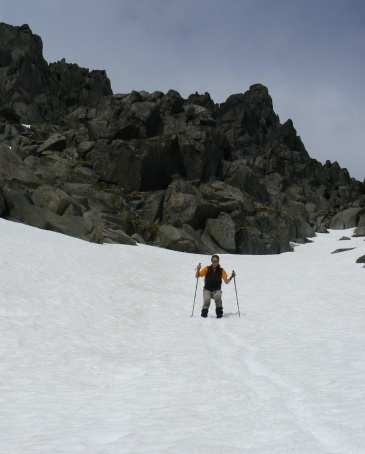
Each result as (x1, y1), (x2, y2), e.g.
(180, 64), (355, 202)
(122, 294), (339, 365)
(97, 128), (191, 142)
(211, 254), (220, 268)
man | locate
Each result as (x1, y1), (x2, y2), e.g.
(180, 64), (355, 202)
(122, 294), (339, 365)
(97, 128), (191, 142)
(195, 255), (235, 318)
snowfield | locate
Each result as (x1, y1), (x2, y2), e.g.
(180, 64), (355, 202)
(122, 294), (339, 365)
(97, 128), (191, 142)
(1, 218), (365, 454)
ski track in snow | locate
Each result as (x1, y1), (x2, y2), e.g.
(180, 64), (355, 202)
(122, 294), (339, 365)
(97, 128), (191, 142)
(0, 218), (365, 453)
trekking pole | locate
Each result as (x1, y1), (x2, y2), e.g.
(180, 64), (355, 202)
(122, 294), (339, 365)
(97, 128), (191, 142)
(232, 271), (241, 317)
(191, 276), (199, 317)
(191, 263), (201, 317)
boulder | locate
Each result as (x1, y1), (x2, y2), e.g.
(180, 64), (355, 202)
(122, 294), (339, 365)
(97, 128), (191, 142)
(205, 213), (236, 252)
(44, 211), (90, 240)
(8, 200), (49, 230)
(357, 211), (365, 227)
(31, 185), (73, 215)
(236, 210), (293, 254)
(9, 198), (102, 243)
(199, 181), (244, 213)
(78, 140), (95, 156)
(86, 189), (125, 212)
(353, 226), (365, 237)
(331, 248), (356, 254)
(38, 133), (66, 153)
(129, 101), (162, 137)
(223, 159), (269, 201)
(236, 226), (274, 254)
(162, 179), (198, 227)
(329, 207), (365, 229)
(1, 182), (34, 215)
(355, 255), (365, 264)
(131, 233), (146, 244)
(2, 180), (100, 242)
(316, 224), (329, 233)
(156, 224), (200, 253)
(0, 144), (38, 184)
(200, 229), (226, 254)
(102, 227), (136, 245)
(282, 200), (316, 240)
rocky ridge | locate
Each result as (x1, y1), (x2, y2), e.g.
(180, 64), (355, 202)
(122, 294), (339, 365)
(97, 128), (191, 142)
(1, 22), (364, 254)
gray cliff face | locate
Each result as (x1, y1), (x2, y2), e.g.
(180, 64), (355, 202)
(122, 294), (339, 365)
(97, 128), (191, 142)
(0, 22), (112, 122)
(0, 22), (364, 253)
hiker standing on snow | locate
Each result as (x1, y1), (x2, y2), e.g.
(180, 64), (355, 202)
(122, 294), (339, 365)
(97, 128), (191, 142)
(195, 254), (235, 318)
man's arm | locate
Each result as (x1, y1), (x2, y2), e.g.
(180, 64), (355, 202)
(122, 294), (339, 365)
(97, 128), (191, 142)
(222, 270), (230, 284)
(196, 264), (208, 278)
(223, 270), (235, 284)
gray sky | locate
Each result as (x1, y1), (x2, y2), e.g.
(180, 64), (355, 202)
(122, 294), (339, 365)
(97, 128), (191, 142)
(1, 0), (364, 181)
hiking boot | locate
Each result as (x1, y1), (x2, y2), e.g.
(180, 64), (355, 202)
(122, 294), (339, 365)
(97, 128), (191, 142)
(201, 308), (208, 318)
(216, 307), (223, 318)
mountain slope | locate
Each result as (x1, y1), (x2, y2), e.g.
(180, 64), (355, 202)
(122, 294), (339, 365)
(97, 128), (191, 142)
(1, 219), (365, 453)
(1, 22), (365, 254)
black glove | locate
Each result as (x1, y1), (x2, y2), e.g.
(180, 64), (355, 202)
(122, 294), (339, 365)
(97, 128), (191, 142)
(231, 270), (236, 280)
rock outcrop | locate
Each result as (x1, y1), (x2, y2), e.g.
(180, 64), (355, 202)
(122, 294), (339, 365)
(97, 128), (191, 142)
(1, 22), (364, 253)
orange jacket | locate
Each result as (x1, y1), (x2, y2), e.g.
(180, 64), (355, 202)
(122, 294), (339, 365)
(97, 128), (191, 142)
(197, 266), (229, 282)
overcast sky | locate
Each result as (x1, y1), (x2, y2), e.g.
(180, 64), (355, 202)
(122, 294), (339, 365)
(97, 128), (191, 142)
(1, 0), (364, 180)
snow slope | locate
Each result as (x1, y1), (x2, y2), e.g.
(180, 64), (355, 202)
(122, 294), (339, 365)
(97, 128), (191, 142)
(1, 218), (365, 454)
